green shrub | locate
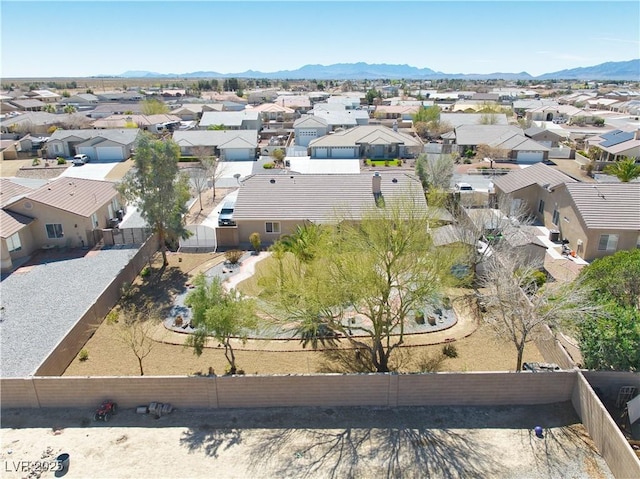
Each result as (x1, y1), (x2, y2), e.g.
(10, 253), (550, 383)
(442, 343), (458, 358)
(225, 249), (243, 264)
(263, 162), (274, 169)
(56, 157), (66, 165)
(531, 270), (547, 288)
(79, 349), (89, 362)
(140, 266), (151, 278)
(31, 158), (41, 166)
(463, 158), (472, 164)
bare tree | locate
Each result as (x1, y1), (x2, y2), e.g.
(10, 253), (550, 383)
(115, 305), (161, 376)
(476, 144), (507, 165)
(185, 165), (209, 212)
(193, 146), (224, 200)
(477, 248), (598, 371)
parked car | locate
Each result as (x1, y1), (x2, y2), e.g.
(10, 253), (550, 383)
(218, 200), (236, 227)
(454, 182), (473, 192)
(72, 154), (89, 165)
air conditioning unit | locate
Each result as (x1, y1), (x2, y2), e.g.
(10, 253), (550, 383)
(108, 218), (120, 229)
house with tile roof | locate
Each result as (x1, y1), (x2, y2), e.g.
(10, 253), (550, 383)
(453, 125), (550, 163)
(250, 103), (295, 121)
(45, 128), (141, 161)
(231, 171), (426, 245)
(308, 125), (422, 159)
(293, 115), (329, 147)
(172, 130), (258, 161)
(585, 129), (640, 163)
(311, 104), (370, 131)
(1, 177), (123, 271)
(198, 110), (261, 130)
(493, 163), (640, 261)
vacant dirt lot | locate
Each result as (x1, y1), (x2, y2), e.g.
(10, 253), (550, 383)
(0, 403), (613, 479)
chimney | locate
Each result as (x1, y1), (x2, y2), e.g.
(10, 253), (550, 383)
(392, 120), (398, 132)
(372, 171), (381, 195)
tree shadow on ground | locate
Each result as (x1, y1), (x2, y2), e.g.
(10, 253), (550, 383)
(521, 421), (606, 478)
(178, 405), (587, 478)
(122, 265), (189, 316)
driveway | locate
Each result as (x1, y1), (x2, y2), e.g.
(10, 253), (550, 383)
(59, 162), (121, 181)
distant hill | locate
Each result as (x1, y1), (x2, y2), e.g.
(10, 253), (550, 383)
(537, 59), (640, 81)
(116, 59), (640, 81)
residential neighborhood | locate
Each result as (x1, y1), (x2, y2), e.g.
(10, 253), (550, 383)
(1, 69), (639, 479)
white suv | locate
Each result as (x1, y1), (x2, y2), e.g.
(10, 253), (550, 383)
(72, 154), (89, 165)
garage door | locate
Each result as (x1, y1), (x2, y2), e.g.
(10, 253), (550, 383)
(224, 148), (250, 161)
(76, 147), (94, 158)
(517, 151), (544, 163)
(96, 147), (124, 162)
(314, 147), (328, 159)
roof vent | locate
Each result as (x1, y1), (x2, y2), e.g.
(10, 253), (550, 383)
(270, 179), (276, 184)
(392, 178), (398, 183)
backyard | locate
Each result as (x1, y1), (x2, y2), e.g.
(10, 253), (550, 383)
(63, 251), (545, 376)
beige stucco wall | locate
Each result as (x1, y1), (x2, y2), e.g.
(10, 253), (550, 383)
(1, 371), (577, 410)
(572, 372), (640, 479)
(237, 219), (303, 245)
(7, 197), (119, 250)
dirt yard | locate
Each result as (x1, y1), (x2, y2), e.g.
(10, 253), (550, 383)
(63, 251), (545, 377)
(0, 403), (613, 479)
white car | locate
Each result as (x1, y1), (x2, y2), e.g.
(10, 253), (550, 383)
(454, 182), (473, 192)
(72, 154), (89, 165)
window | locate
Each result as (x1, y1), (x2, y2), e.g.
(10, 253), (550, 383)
(91, 213), (99, 228)
(45, 223), (64, 239)
(265, 222), (280, 234)
(598, 234), (618, 252)
(7, 233), (21, 252)
(538, 200), (545, 214)
(552, 209), (559, 225)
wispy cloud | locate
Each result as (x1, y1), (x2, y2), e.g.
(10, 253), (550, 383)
(593, 36), (640, 45)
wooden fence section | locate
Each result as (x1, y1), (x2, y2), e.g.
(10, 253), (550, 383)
(1, 371), (578, 410)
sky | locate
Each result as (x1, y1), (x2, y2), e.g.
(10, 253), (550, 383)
(1, 1), (639, 78)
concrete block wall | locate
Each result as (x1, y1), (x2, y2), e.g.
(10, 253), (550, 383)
(215, 374), (393, 408)
(1, 372), (578, 410)
(572, 373), (640, 479)
(398, 371), (576, 406)
(533, 321), (577, 370)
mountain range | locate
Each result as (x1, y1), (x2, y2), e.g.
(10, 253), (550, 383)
(114, 59), (640, 81)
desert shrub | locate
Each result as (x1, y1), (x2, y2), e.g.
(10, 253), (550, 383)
(463, 158), (472, 164)
(442, 343), (458, 358)
(263, 162), (274, 169)
(32, 158), (41, 166)
(416, 351), (446, 372)
(79, 349), (89, 362)
(225, 249), (243, 264)
(140, 266), (151, 278)
(56, 157), (66, 165)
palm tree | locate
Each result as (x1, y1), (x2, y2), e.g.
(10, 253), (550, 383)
(604, 157), (640, 182)
(63, 105), (77, 114)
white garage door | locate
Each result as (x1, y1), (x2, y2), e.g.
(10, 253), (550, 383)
(224, 148), (250, 161)
(517, 151), (544, 163)
(329, 147), (357, 159)
(314, 147), (328, 159)
(96, 147), (124, 162)
(76, 147), (94, 158)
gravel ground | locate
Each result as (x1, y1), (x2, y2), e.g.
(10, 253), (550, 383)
(0, 402), (614, 479)
(0, 245), (140, 377)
